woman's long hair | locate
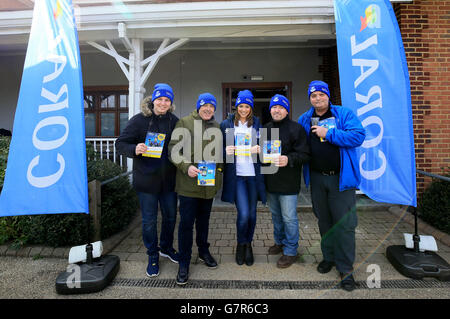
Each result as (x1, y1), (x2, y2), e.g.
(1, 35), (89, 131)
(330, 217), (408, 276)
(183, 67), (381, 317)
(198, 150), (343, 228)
(234, 106), (254, 127)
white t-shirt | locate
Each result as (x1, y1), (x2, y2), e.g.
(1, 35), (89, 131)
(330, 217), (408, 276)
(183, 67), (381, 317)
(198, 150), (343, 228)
(235, 121), (255, 176)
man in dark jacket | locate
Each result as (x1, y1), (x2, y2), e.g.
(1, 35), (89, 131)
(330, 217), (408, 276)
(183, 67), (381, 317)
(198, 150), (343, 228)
(116, 83), (179, 278)
(263, 94), (310, 268)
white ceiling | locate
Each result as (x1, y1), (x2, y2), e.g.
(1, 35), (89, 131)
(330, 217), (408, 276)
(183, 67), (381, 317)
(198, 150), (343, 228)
(0, 0), (409, 54)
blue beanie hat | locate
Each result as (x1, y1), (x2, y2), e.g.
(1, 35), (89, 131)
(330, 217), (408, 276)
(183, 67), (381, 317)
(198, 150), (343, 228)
(197, 93), (217, 111)
(235, 90), (254, 108)
(308, 80), (330, 98)
(269, 94), (290, 113)
(152, 83), (174, 103)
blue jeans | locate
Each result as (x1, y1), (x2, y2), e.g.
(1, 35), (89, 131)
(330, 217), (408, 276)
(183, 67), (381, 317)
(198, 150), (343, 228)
(138, 191), (177, 257)
(267, 192), (299, 256)
(178, 195), (214, 267)
(235, 176), (258, 244)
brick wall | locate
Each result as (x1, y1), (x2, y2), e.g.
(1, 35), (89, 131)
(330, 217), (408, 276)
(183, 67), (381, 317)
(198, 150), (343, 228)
(318, 47), (342, 106)
(394, 0), (450, 196)
(320, 1), (449, 198)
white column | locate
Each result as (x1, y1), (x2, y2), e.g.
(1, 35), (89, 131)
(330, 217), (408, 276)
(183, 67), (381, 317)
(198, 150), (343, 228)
(88, 34), (189, 120)
(128, 39), (145, 119)
(88, 35), (188, 118)
(125, 39), (143, 174)
(87, 30), (188, 176)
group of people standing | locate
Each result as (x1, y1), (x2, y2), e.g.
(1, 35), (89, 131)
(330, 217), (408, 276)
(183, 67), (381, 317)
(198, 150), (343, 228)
(115, 80), (365, 292)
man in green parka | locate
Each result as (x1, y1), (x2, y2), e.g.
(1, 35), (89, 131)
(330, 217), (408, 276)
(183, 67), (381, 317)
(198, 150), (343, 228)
(169, 92), (223, 285)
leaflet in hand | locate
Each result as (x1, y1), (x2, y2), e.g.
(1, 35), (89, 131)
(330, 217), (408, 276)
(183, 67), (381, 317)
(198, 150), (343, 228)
(262, 140), (281, 163)
(234, 132), (251, 156)
(317, 117), (336, 142)
(197, 161), (216, 186)
(142, 132), (166, 158)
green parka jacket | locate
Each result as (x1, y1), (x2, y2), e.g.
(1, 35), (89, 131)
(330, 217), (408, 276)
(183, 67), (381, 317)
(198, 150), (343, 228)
(168, 110), (223, 199)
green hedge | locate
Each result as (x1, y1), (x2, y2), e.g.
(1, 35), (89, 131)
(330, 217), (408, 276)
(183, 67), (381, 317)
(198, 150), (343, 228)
(0, 136), (10, 187)
(88, 158), (138, 240)
(418, 172), (450, 235)
(0, 137), (138, 247)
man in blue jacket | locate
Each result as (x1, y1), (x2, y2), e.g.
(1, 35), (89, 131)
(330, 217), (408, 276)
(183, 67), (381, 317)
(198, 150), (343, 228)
(298, 80), (365, 292)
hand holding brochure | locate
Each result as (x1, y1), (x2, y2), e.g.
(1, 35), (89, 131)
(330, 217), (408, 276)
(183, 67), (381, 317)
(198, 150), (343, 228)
(234, 132), (251, 156)
(197, 161), (216, 186)
(262, 140), (281, 163)
(313, 117), (336, 142)
(142, 132), (166, 158)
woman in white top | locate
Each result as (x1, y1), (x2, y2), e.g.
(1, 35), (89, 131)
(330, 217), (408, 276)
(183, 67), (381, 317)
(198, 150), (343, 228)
(220, 90), (266, 266)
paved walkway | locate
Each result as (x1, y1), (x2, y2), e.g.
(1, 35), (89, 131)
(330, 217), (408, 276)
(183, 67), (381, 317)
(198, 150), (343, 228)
(112, 203), (450, 268)
(0, 192), (449, 299)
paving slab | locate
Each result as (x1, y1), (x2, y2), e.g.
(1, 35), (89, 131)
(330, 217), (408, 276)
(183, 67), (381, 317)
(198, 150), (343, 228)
(0, 194), (449, 301)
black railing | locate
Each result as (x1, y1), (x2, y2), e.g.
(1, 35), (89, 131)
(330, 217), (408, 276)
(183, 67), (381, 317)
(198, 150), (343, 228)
(417, 169), (450, 182)
(410, 170), (449, 252)
(100, 170), (132, 186)
(88, 170), (132, 241)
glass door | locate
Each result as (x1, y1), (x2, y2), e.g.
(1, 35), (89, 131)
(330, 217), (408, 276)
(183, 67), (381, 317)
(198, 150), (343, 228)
(222, 82), (292, 125)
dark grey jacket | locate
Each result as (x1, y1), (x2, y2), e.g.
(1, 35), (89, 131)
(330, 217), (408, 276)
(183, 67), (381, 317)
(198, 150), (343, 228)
(263, 116), (310, 195)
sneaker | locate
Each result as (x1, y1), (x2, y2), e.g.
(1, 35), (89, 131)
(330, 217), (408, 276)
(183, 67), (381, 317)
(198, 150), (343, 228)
(176, 265), (189, 286)
(159, 248), (180, 264)
(317, 260), (335, 274)
(146, 255), (159, 278)
(340, 272), (356, 292)
(198, 251), (218, 269)
(268, 244), (283, 255)
(276, 254), (297, 268)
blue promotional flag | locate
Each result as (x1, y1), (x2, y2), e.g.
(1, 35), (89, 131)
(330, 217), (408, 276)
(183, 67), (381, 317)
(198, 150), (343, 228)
(0, 0), (89, 216)
(334, 0), (417, 206)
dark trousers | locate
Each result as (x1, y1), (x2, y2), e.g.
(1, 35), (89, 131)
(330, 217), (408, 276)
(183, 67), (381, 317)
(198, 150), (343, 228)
(310, 171), (358, 274)
(178, 195), (214, 267)
(138, 191), (177, 257)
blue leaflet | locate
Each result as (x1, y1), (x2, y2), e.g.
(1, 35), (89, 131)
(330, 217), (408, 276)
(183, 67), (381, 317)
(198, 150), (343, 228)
(0, 0), (89, 216)
(334, 0), (417, 206)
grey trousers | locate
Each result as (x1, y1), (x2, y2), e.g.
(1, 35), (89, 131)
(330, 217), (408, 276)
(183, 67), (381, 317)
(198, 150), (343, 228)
(310, 170), (358, 274)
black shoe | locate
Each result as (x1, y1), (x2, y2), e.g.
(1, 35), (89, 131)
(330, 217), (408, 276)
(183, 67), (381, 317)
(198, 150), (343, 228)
(340, 272), (356, 292)
(176, 266), (189, 286)
(236, 244), (246, 265)
(199, 251), (218, 268)
(245, 243), (254, 266)
(317, 260), (335, 274)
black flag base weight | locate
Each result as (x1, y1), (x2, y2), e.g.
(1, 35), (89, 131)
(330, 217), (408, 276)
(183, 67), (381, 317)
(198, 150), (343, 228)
(55, 244), (120, 295)
(386, 206), (450, 282)
(386, 245), (450, 281)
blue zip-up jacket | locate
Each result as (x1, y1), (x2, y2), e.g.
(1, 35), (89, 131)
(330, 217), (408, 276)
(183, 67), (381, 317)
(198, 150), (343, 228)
(220, 114), (266, 204)
(298, 104), (366, 191)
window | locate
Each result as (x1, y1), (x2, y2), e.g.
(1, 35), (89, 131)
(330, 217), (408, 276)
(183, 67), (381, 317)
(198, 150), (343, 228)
(84, 87), (129, 137)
